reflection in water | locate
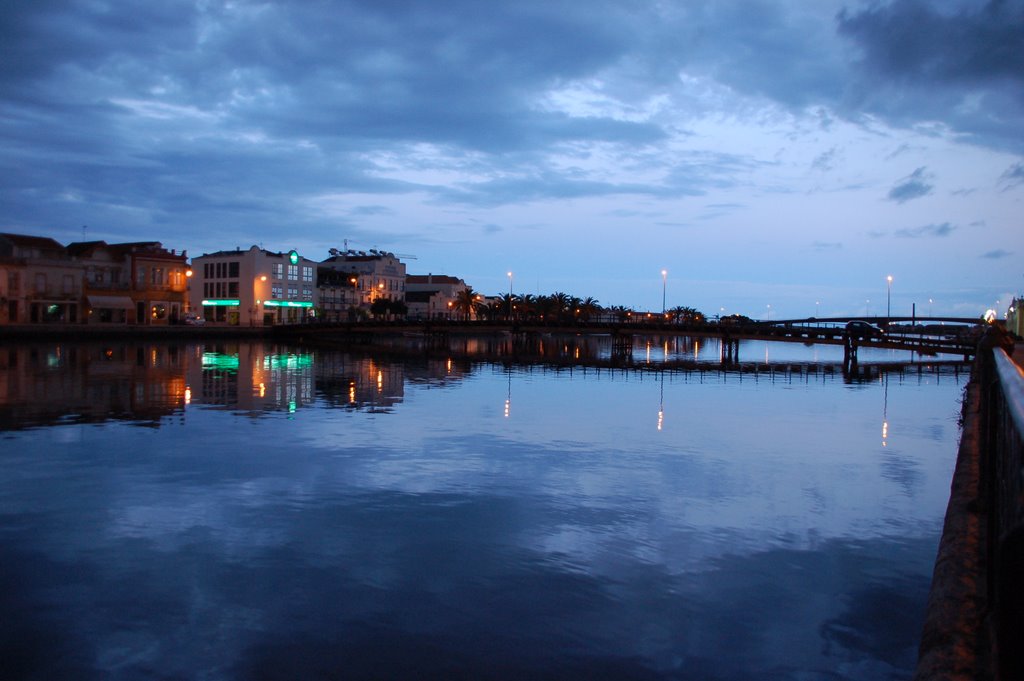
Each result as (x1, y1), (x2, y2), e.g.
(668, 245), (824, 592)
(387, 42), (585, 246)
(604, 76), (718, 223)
(0, 339), (965, 679)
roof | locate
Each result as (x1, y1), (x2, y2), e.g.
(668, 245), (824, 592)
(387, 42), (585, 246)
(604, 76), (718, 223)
(406, 274), (463, 285)
(0, 233), (65, 251)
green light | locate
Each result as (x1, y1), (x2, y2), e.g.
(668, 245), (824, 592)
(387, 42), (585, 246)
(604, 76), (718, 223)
(262, 354), (314, 370)
(288, 250), (299, 265)
(201, 299), (240, 306)
(263, 300), (313, 308)
(201, 352), (240, 372)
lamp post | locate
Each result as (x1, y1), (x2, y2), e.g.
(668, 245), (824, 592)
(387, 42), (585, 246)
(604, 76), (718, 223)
(661, 269), (667, 315)
(507, 271), (513, 320)
(886, 275), (893, 319)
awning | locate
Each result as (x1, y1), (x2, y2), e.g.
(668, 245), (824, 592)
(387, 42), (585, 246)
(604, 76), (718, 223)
(87, 295), (135, 310)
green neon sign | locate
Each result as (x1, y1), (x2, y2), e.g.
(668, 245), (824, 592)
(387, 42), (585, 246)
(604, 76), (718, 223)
(263, 300), (313, 308)
(288, 250), (299, 265)
(201, 299), (240, 306)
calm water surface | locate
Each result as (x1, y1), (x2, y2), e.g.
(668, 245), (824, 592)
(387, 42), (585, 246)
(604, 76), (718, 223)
(0, 339), (965, 680)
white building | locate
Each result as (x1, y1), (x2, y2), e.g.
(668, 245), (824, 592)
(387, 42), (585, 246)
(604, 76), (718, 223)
(189, 246), (318, 325)
(405, 274), (469, 319)
(319, 249), (407, 319)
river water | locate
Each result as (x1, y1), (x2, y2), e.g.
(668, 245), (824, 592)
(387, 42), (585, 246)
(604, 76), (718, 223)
(0, 337), (966, 680)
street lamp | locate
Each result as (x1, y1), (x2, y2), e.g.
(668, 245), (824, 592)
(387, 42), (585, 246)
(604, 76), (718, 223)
(886, 275), (893, 319)
(661, 269), (667, 315)
(507, 271), (513, 320)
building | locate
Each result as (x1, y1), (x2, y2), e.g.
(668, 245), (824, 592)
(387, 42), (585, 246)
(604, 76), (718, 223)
(189, 246), (318, 325)
(1007, 297), (1024, 339)
(319, 249), (407, 319)
(405, 274), (469, 319)
(67, 240), (189, 324)
(0, 233), (83, 324)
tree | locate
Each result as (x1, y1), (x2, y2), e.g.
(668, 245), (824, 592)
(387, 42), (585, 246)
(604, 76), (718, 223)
(370, 297), (390, 319)
(454, 287), (482, 320)
(578, 297), (601, 322)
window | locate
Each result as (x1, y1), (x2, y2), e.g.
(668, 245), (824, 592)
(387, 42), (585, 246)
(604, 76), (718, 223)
(111, 269), (121, 284)
(34, 273), (46, 294)
(271, 284), (283, 299)
(302, 285), (313, 300)
(272, 263), (283, 279)
(204, 263), (212, 278)
(302, 266), (313, 282)
(62, 274), (74, 294)
(137, 266), (146, 284)
(228, 261), (239, 278)
(228, 282), (239, 297)
(8, 271), (19, 294)
(151, 267), (164, 285)
(287, 265), (298, 280)
(287, 286), (298, 300)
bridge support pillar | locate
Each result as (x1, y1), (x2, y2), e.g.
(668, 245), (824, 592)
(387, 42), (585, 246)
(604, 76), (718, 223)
(843, 334), (859, 375)
(611, 331), (633, 360)
(721, 335), (739, 365)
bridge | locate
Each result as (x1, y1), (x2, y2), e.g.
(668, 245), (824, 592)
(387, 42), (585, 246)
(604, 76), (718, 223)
(273, 315), (984, 371)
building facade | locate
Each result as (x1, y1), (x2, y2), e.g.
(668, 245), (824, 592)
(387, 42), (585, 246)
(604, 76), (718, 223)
(405, 274), (469, 319)
(319, 249), (407, 319)
(0, 233), (82, 324)
(68, 240), (189, 324)
(189, 246), (318, 325)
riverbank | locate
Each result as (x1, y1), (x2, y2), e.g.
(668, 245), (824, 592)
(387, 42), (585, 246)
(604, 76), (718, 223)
(0, 323), (268, 341)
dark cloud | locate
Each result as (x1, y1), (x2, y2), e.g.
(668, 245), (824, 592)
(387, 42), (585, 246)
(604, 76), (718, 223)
(894, 222), (956, 238)
(888, 167), (934, 203)
(1001, 161), (1024, 188)
(981, 248), (1013, 258)
(838, 0), (1024, 150)
(0, 0), (1021, 260)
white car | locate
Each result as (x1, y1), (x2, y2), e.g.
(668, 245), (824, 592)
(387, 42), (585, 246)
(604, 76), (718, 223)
(183, 313), (205, 326)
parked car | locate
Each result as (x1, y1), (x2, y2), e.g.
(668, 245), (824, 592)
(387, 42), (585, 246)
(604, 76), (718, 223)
(845, 320), (884, 339)
(183, 313), (205, 326)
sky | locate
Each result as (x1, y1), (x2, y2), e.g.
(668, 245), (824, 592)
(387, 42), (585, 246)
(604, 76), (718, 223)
(2, 0), (1023, 319)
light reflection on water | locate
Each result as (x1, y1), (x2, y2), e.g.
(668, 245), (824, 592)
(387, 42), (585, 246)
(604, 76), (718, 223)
(0, 340), (965, 680)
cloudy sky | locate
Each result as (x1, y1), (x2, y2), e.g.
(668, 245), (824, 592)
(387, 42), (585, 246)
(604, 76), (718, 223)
(2, 0), (1022, 318)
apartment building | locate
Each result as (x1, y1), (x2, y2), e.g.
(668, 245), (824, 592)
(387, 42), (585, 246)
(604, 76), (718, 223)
(67, 240), (189, 324)
(319, 249), (407, 319)
(405, 274), (469, 319)
(0, 233), (83, 324)
(189, 246), (318, 325)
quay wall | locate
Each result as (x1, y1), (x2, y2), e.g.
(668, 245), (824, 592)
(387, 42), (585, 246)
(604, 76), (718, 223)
(915, 334), (1023, 681)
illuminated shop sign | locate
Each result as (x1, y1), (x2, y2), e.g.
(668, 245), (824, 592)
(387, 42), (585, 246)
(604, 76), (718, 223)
(201, 299), (240, 306)
(263, 300), (313, 308)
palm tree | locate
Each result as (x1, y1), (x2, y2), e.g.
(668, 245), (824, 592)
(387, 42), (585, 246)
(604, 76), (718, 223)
(578, 297), (601, 322)
(454, 287), (482, 321)
(518, 294), (536, 320)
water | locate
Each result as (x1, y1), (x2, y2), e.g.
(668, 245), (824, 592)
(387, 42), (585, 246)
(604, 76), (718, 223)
(0, 339), (966, 680)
